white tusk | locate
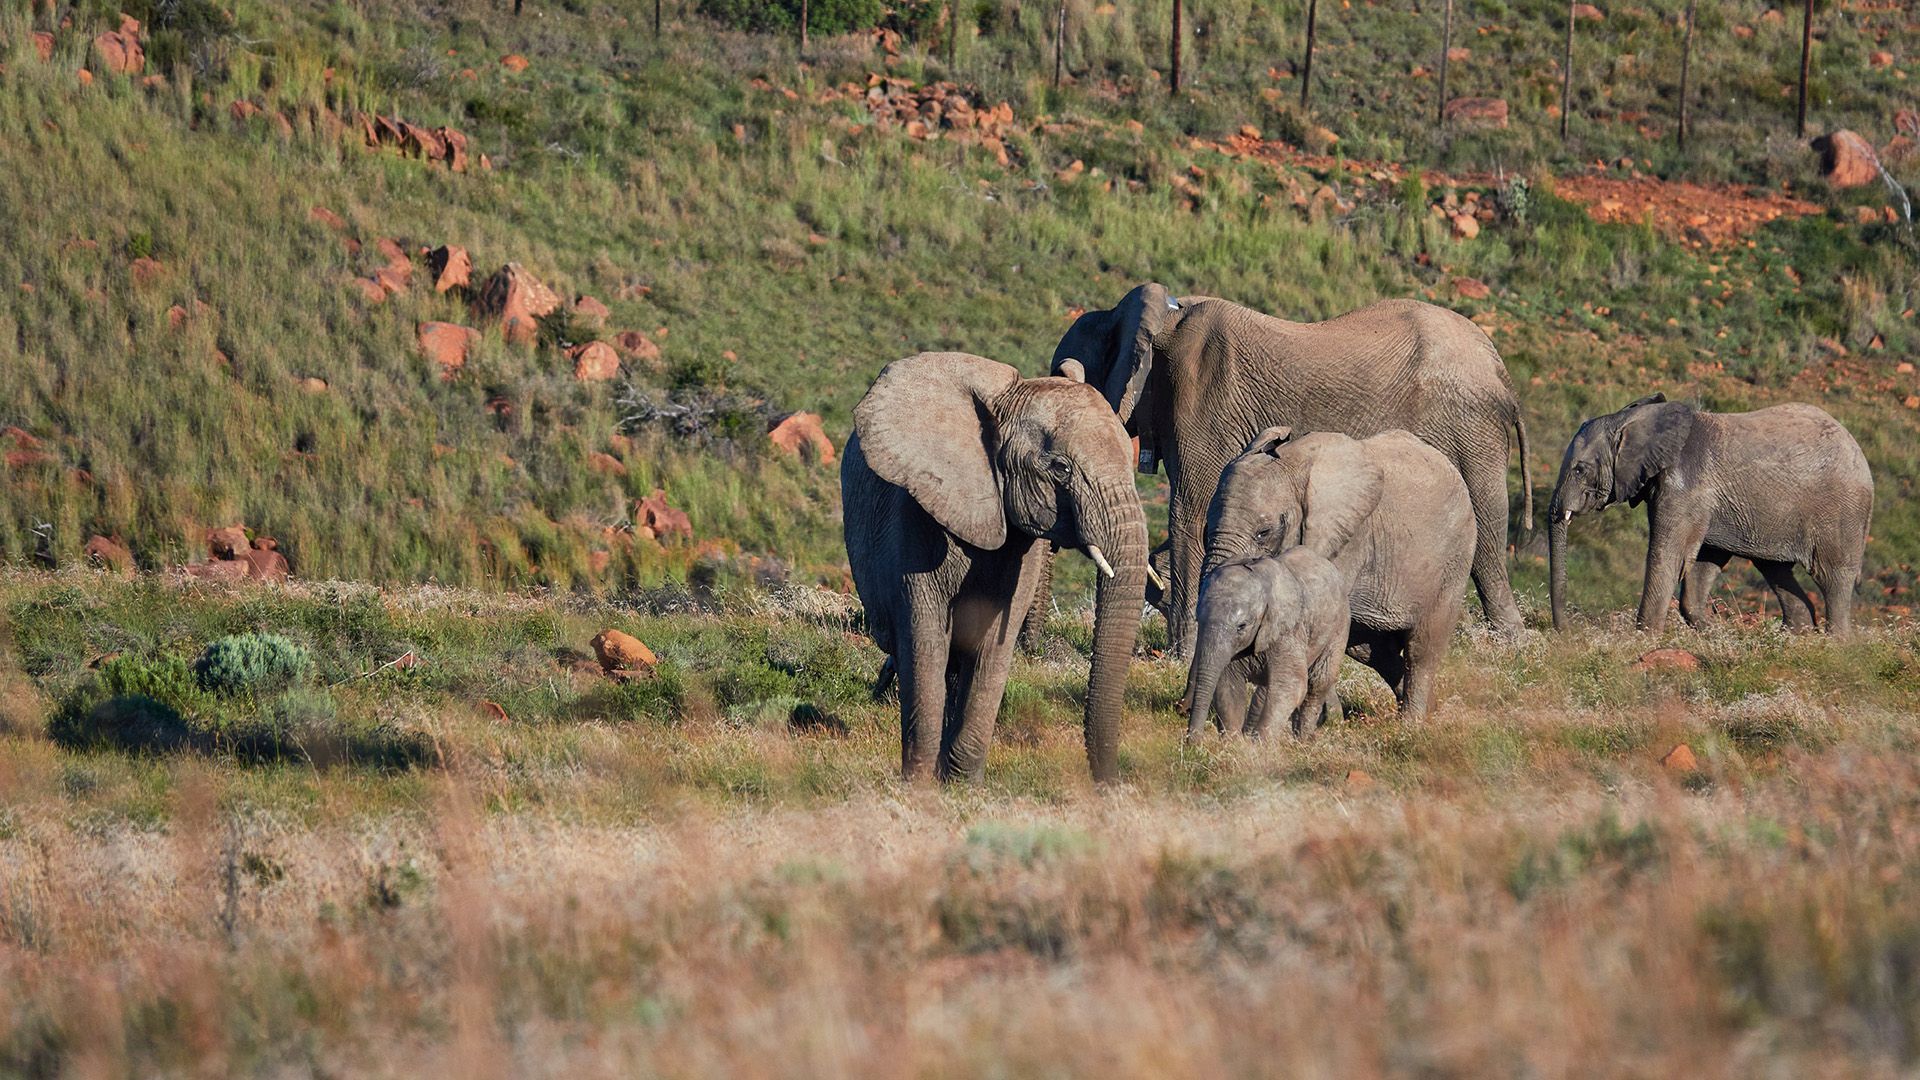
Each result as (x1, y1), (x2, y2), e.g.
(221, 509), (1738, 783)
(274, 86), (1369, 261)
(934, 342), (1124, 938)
(1087, 545), (1116, 580)
(1145, 562), (1168, 592)
(1561, 510), (1573, 523)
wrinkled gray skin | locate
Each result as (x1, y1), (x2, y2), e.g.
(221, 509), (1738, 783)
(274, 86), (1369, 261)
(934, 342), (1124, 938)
(843, 352), (1148, 783)
(1206, 428), (1475, 721)
(1035, 282), (1530, 659)
(1182, 549), (1350, 740)
(1548, 395), (1872, 635)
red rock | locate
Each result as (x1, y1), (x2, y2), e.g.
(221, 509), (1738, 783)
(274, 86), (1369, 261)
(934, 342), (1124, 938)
(613, 330), (661, 364)
(371, 264), (409, 296)
(4, 426), (44, 451)
(1443, 97), (1508, 129)
(399, 121), (444, 160)
(374, 237), (410, 270)
(1571, 2), (1603, 18)
(242, 539), (290, 582)
(310, 205), (347, 231)
(129, 256), (164, 287)
(1869, 51), (1894, 68)
(1661, 744), (1698, 772)
(1452, 276), (1492, 300)
(587, 550), (612, 575)
(480, 700), (509, 723)
(83, 534), (135, 575)
(118, 14), (140, 36)
(427, 245), (471, 293)
(91, 28), (142, 74)
(636, 489), (692, 543)
(1632, 647), (1701, 672)
(570, 341), (622, 381)
(1446, 46), (1471, 62)
(206, 525), (249, 560)
(591, 629), (656, 673)
(1450, 213), (1480, 240)
(417, 321), (480, 377)
(767, 411), (836, 464)
(30, 31), (52, 62)
(350, 277), (388, 303)
(437, 126), (469, 171)
(586, 453), (626, 478)
(476, 263), (560, 344)
(229, 99), (260, 121)
(299, 376), (328, 393)
(571, 294), (611, 324)
(1345, 769), (1375, 789)
(500, 53), (529, 72)
(77, 69), (94, 87)
(139, 73), (165, 91)
(3, 449), (52, 469)
(166, 304), (188, 331)
(186, 559), (249, 582)
(1812, 130), (1882, 188)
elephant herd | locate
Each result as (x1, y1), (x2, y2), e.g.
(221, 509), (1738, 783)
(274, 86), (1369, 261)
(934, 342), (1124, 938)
(841, 284), (1876, 783)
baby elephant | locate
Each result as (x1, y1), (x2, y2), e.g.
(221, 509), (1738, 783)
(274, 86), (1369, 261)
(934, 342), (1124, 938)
(1549, 394), (1873, 634)
(1182, 549), (1350, 740)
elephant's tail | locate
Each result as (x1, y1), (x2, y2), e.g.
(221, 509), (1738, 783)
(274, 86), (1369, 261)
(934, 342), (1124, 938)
(1514, 411), (1534, 533)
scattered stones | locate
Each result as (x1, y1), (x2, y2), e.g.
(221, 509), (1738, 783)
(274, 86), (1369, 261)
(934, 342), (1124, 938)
(1811, 130), (1883, 188)
(1445, 46), (1472, 62)
(500, 53), (529, 73)
(475, 262), (560, 344)
(569, 341), (622, 381)
(571, 294), (611, 325)
(243, 538), (290, 582)
(417, 321), (481, 377)
(1869, 51), (1894, 68)
(1660, 743), (1698, 772)
(587, 451), (627, 476)
(613, 330), (662, 364)
(635, 488), (692, 543)
(480, 700), (509, 723)
(1452, 276), (1492, 300)
(359, 112), (478, 174)
(767, 411), (836, 464)
(1450, 213), (1481, 240)
(83, 534), (135, 574)
(427, 244), (471, 293)
(1571, 3), (1604, 19)
(591, 629), (657, 676)
(91, 25), (143, 75)
(1443, 96), (1509, 129)
(350, 277), (389, 304)
(207, 525), (249, 560)
(1633, 647), (1701, 672)
(834, 76), (1017, 163)
(371, 264), (409, 296)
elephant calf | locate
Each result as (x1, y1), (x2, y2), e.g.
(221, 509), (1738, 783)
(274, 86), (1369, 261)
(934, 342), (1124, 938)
(1204, 428), (1475, 721)
(843, 352), (1148, 783)
(1183, 549), (1350, 740)
(1549, 394), (1872, 635)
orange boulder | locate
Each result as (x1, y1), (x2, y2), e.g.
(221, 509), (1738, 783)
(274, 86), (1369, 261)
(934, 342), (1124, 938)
(767, 411), (836, 464)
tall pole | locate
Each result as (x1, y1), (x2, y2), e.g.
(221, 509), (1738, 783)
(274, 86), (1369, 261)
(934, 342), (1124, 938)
(1677, 0), (1696, 148)
(1300, 0), (1318, 109)
(1054, 0), (1066, 87)
(947, 0), (958, 66)
(654, 0), (661, 36)
(1796, 0), (1814, 137)
(1436, 0), (1453, 125)
(1170, 0), (1182, 94)
(800, 0), (808, 54)
(1560, 0), (1575, 139)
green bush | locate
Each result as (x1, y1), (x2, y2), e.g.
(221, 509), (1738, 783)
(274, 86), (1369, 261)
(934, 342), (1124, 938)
(697, 0), (884, 37)
(194, 634), (314, 696)
(47, 693), (195, 754)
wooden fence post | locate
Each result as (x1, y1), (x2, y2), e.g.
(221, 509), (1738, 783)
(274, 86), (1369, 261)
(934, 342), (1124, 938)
(1300, 0), (1319, 109)
(1437, 0), (1454, 125)
(1796, 0), (1814, 137)
(1560, 0), (1575, 139)
(1677, 0), (1696, 147)
(1170, 0), (1183, 93)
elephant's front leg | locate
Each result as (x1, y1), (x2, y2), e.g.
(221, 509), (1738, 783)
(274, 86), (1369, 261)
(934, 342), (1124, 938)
(1256, 652), (1307, 740)
(1213, 667), (1254, 736)
(1165, 463), (1222, 659)
(1637, 504), (1706, 633)
(942, 548), (1043, 781)
(899, 590), (953, 781)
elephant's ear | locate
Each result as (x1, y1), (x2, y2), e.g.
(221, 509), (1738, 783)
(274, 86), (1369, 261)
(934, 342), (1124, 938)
(1300, 443), (1385, 559)
(1054, 283), (1180, 425)
(1247, 425), (1295, 457)
(854, 352), (1020, 550)
(1623, 392), (1668, 410)
(1610, 401), (1693, 507)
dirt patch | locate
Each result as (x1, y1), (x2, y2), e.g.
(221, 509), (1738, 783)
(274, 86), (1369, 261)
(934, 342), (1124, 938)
(1552, 175), (1821, 248)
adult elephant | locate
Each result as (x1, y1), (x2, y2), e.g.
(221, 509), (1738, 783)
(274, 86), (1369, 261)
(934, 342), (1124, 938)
(844, 352), (1148, 783)
(1548, 394), (1872, 635)
(1045, 283), (1531, 657)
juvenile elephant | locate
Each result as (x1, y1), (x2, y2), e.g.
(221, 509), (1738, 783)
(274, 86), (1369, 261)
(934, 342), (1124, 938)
(843, 352), (1148, 782)
(1548, 394), (1872, 635)
(1182, 549), (1350, 740)
(1047, 283), (1531, 656)
(1205, 428), (1475, 721)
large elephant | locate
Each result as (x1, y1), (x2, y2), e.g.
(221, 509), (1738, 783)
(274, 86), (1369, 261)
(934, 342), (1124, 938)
(843, 352), (1148, 782)
(1548, 394), (1872, 635)
(1046, 283), (1530, 657)
(1205, 428), (1475, 721)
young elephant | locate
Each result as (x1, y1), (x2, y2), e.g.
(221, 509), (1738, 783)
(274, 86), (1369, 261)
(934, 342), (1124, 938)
(1182, 550), (1350, 739)
(1204, 428), (1475, 721)
(1548, 394), (1872, 635)
(843, 352), (1148, 783)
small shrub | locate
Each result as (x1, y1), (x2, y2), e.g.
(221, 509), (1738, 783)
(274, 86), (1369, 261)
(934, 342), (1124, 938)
(194, 634), (314, 696)
(47, 693), (194, 754)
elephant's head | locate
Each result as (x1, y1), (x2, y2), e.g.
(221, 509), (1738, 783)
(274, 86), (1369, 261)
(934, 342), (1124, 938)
(1181, 559), (1270, 739)
(1548, 393), (1697, 630)
(1050, 283), (1185, 451)
(1203, 427), (1384, 576)
(853, 352), (1149, 780)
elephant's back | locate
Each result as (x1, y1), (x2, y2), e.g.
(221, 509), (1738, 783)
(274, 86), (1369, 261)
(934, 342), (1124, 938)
(1707, 404), (1871, 489)
(1350, 431), (1475, 629)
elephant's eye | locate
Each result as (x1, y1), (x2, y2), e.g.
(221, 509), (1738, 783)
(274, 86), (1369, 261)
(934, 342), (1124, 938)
(1047, 456), (1072, 480)
(1254, 526), (1273, 541)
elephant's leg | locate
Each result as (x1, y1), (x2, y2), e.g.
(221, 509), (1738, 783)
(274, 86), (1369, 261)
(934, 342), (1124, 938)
(1757, 559), (1818, 632)
(1256, 665), (1305, 740)
(1213, 667), (1254, 736)
(1016, 542), (1056, 656)
(1400, 604), (1457, 722)
(1679, 546), (1733, 629)
(1348, 623), (1404, 708)
(1165, 452), (1229, 660)
(1298, 623), (1348, 737)
(1460, 459), (1525, 637)
(1812, 560), (1860, 637)
(899, 599), (952, 781)
(1636, 505), (1704, 633)
(944, 552), (1041, 780)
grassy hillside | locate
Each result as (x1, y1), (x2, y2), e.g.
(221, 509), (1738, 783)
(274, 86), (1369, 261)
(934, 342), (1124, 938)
(1, 0), (1917, 622)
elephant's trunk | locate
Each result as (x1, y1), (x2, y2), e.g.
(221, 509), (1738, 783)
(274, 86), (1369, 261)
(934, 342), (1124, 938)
(1082, 484), (1149, 783)
(1549, 511), (1570, 632)
(1181, 629), (1232, 741)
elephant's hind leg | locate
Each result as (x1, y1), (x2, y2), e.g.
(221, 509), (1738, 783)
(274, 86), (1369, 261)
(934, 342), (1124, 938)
(1757, 559), (1818, 632)
(1679, 546), (1733, 629)
(1811, 560), (1860, 637)
(1460, 463), (1525, 637)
